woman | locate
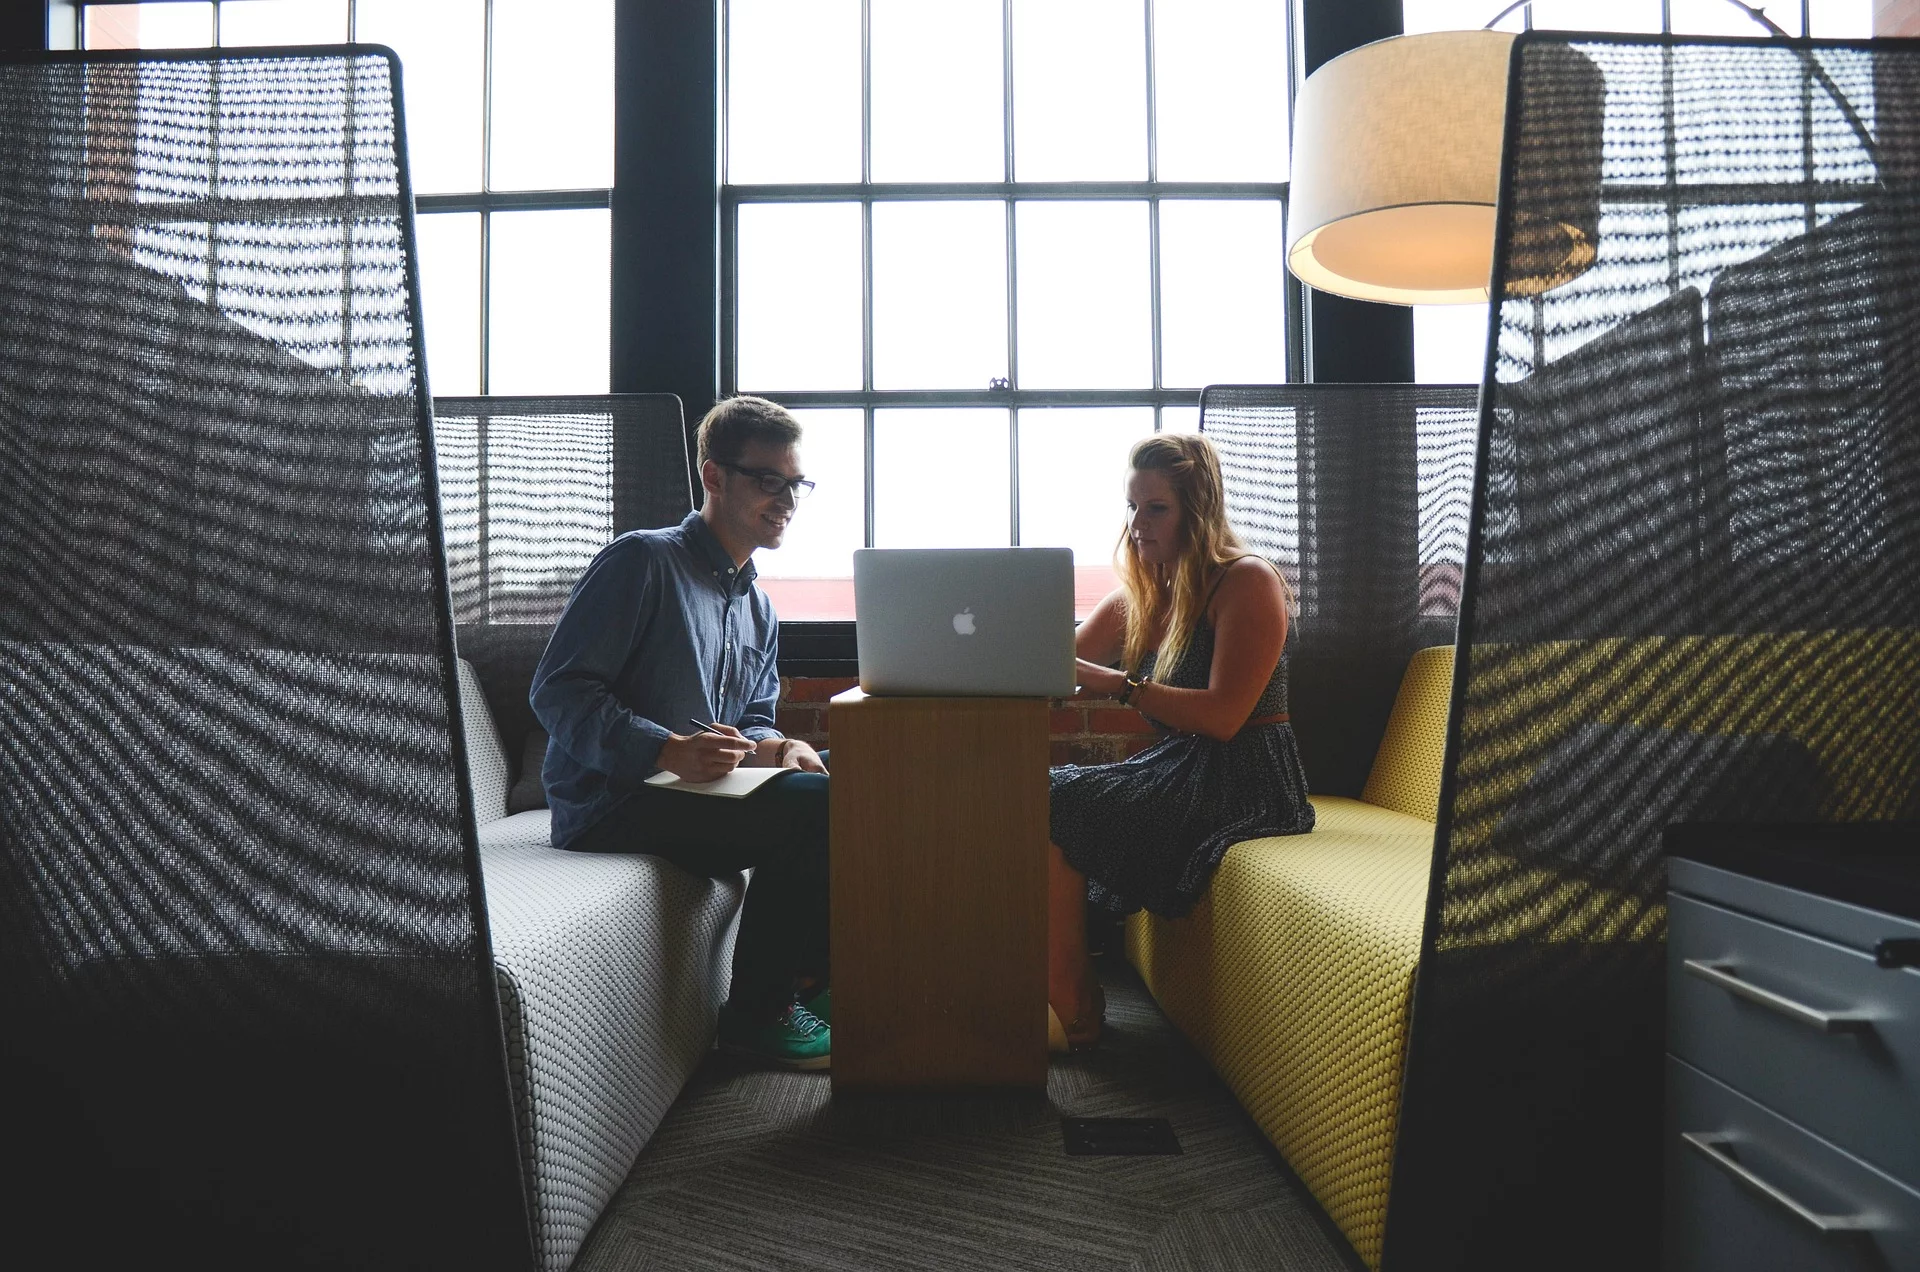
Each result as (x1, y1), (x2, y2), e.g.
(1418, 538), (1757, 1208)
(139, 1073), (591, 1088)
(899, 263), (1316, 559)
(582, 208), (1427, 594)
(1048, 434), (1314, 1051)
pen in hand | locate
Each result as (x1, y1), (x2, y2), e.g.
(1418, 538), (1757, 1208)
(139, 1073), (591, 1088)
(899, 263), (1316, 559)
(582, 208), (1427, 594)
(689, 719), (753, 770)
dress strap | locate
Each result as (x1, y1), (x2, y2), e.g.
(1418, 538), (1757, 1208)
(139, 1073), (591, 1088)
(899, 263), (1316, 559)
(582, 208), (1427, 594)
(1203, 555), (1281, 612)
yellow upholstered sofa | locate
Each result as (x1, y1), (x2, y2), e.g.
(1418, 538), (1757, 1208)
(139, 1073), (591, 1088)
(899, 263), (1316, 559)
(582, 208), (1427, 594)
(1125, 645), (1454, 1271)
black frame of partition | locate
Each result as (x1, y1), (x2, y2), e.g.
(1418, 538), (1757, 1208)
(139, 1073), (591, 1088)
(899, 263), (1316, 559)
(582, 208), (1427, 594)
(70, 0), (615, 398)
(0, 43), (534, 1269)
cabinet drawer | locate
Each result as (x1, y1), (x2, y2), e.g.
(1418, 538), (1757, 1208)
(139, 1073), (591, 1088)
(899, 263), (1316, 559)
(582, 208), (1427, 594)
(1669, 892), (1920, 1185)
(1667, 1057), (1920, 1272)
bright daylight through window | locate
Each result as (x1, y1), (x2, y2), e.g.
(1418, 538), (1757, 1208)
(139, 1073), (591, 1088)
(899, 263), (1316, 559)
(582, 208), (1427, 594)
(1405, 0), (1874, 385)
(727, 0), (1295, 620)
(81, 0), (613, 398)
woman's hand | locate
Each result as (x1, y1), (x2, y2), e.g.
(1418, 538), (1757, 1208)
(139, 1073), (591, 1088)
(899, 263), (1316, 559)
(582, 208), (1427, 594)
(1074, 658), (1129, 700)
(657, 728), (752, 782)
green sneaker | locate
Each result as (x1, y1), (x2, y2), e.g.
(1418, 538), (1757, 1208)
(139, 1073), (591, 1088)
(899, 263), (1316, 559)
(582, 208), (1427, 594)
(718, 1000), (831, 1070)
(802, 987), (831, 1027)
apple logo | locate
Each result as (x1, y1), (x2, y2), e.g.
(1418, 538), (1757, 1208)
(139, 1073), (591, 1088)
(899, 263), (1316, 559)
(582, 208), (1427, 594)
(952, 608), (977, 636)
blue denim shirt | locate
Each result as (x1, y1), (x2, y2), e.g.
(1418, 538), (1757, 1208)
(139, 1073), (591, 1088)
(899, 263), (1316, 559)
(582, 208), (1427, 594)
(530, 511), (782, 848)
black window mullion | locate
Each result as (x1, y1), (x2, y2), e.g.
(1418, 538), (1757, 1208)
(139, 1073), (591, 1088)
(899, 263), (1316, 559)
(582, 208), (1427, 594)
(1003, 0), (1018, 539)
(1008, 403), (1019, 545)
(480, 0), (495, 394)
(860, 0), (873, 397)
(863, 405), (876, 548)
(1144, 0), (1163, 397)
(861, 198), (874, 394)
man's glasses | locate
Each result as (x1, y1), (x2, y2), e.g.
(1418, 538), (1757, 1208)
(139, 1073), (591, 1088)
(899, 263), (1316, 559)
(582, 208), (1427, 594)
(720, 462), (815, 499)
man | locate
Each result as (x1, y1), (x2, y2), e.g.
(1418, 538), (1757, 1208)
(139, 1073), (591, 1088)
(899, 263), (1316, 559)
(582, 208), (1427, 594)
(531, 395), (831, 1069)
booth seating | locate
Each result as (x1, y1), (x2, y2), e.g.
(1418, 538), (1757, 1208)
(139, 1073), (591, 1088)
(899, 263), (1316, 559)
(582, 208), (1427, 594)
(1125, 40), (1920, 1272)
(456, 658), (743, 1272)
(1126, 645), (1452, 1269)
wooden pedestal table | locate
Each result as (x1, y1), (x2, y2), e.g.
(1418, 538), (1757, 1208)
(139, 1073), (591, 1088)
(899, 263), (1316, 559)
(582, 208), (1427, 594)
(828, 687), (1049, 1091)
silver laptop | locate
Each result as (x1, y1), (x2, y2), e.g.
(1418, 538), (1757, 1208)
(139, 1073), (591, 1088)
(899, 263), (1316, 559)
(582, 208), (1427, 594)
(854, 548), (1076, 697)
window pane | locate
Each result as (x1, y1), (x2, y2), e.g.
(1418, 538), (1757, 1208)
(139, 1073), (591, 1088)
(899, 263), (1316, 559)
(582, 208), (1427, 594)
(1670, 0), (1802, 35)
(1525, 0), (1662, 31)
(415, 211), (481, 396)
(1016, 201), (1150, 389)
(727, 0), (861, 184)
(1018, 407), (1150, 616)
(357, 0), (484, 195)
(1012, 0), (1146, 180)
(1161, 405), (1199, 433)
(1401, 0), (1525, 31)
(218, 0), (347, 45)
(1810, 0), (1873, 37)
(487, 208), (610, 394)
(874, 409), (1009, 548)
(1415, 304), (1489, 385)
(1159, 200), (1287, 388)
(873, 201), (1007, 390)
(736, 202), (863, 391)
(756, 409), (864, 620)
(490, 0), (613, 191)
(87, 2), (213, 48)
(871, 0), (1003, 181)
(1154, 0), (1288, 181)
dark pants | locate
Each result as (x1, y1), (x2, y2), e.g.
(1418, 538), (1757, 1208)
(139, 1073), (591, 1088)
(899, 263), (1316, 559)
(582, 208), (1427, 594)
(567, 761), (829, 1017)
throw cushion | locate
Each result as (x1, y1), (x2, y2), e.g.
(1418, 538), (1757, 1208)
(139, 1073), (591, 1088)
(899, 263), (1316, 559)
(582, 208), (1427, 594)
(509, 728), (551, 813)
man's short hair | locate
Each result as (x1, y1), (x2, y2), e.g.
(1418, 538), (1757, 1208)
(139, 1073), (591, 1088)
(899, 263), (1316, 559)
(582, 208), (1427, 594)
(696, 395), (802, 469)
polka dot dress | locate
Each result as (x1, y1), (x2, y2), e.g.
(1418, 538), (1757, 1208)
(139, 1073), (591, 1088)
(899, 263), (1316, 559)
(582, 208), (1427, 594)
(1050, 620), (1314, 918)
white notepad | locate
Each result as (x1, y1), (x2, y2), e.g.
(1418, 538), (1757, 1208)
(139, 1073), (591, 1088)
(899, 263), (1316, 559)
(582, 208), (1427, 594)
(642, 767), (787, 798)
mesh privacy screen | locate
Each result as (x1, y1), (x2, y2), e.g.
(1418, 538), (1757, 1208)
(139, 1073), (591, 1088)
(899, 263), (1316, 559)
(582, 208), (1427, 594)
(0, 50), (531, 1269)
(1383, 35), (1920, 1270)
(434, 393), (693, 758)
(1202, 384), (1480, 799)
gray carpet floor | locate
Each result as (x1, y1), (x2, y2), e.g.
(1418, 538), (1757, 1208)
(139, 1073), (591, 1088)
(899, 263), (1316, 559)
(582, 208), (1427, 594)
(572, 960), (1362, 1272)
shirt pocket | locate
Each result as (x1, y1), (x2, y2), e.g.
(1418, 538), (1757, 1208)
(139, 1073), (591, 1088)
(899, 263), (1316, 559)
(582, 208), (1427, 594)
(728, 643), (773, 716)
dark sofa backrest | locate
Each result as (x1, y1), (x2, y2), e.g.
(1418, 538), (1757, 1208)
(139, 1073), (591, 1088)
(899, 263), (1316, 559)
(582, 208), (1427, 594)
(435, 393), (694, 760)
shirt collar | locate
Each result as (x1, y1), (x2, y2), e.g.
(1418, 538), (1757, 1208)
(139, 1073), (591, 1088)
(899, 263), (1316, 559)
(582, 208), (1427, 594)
(681, 510), (757, 593)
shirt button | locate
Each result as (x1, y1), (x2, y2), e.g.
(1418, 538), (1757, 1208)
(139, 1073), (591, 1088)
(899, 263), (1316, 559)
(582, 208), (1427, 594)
(727, 566), (735, 574)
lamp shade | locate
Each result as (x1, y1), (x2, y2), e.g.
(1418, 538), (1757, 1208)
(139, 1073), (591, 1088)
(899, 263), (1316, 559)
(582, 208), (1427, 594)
(1286, 30), (1600, 305)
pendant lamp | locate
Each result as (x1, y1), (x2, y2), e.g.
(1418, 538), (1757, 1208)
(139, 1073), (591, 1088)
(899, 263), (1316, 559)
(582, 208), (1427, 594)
(1285, 29), (1603, 304)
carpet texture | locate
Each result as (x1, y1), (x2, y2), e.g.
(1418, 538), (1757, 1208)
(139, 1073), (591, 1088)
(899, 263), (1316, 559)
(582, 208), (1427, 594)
(572, 962), (1360, 1272)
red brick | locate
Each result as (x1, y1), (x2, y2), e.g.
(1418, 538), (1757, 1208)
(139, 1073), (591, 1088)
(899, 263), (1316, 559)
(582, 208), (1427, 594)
(783, 675), (859, 703)
(1049, 707), (1086, 735)
(1087, 708), (1159, 735)
(1053, 738), (1122, 767)
(775, 706), (820, 737)
(1121, 736), (1158, 759)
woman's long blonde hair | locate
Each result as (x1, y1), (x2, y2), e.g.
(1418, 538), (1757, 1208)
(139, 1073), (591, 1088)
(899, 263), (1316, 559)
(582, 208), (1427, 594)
(1117, 433), (1251, 678)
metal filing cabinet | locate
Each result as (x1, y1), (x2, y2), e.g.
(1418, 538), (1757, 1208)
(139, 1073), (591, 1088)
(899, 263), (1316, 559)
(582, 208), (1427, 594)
(1665, 824), (1920, 1272)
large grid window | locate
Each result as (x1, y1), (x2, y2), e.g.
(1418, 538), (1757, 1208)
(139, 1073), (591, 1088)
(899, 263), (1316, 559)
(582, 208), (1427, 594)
(725, 0), (1298, 620)
(1407, 0), (1876, 384)
(80, 0), (614, 397)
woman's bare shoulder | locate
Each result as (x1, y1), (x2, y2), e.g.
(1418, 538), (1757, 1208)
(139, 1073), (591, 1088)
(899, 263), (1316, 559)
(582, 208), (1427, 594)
(1211, 556), (1286, 614)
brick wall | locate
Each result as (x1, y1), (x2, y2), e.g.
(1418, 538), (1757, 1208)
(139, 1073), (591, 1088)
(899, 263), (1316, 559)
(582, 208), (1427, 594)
(777, 676), (1160, 766)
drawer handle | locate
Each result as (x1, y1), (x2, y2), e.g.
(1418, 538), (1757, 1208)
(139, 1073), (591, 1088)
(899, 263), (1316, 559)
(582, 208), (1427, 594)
(1683, 960), (1872, 1033)
(1682, 1133), (1878, 1234)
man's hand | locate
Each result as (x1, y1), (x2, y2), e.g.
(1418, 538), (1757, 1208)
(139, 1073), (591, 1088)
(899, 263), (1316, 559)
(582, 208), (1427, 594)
(781, 739), (827, 773)
(657, 727), (753, 782)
